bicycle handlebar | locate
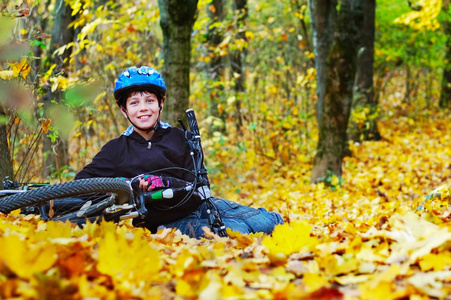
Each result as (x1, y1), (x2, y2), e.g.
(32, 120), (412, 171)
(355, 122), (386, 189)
(186, 109), (200, 136)
(2, 177), (49, 190)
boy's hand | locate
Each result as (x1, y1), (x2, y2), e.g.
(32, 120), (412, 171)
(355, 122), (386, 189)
(138, 178), (151, 191)
(138, 175), (165, 192)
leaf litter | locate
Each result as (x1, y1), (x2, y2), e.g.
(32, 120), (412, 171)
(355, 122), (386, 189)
(0, 111), (451, 299)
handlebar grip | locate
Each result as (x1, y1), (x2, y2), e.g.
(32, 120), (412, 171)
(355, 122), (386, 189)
(144, 189), (174, 201)
(186, 109), (200, 136)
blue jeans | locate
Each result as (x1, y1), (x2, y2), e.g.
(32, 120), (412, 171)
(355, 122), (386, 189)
(160, 197), (284, 238)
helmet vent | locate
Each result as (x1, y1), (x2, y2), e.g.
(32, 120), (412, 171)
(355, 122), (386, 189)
(114, 66), (166, 105)
(137, 66), (154, 76)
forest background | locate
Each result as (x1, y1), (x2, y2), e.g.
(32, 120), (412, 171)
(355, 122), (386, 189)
(0, 0), (451, 299)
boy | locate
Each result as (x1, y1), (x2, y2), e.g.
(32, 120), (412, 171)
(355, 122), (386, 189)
(76, 66), (283, 237)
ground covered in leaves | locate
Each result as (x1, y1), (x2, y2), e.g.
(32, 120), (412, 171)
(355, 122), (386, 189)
(1, 109), (451, 299)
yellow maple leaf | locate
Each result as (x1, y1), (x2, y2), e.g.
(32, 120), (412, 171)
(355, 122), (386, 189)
(244, 30), (254, 40)
(227, 228), (261, 248)
(176, 279), (196, 297)
(303, 272), (329, 293)
(419, 253), (451, 271)
(359, 281), (395, 300)
(10, 58), (31, 79)
(358, 264), (407, 300)
(262, 221), (318, 257)
(96, 228), (161, 282)
(320, 253), (359, 276)
(50, 75), (69, 92)
(173, 247), (198, 277)
(0, 234), (57, 279)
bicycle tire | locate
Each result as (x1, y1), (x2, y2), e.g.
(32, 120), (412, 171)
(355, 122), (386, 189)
(0, 178), (131, 219)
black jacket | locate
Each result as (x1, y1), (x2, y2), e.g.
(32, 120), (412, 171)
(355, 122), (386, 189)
(75, 123), (203, 232)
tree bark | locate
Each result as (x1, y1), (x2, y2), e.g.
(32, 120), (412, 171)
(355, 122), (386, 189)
(348, 0), (381, 141)
(230, 0), (247, 93)
(29, 0), (51, 87)
(230, 0), (248, 132)
(230, 0), (247, 131)
(42, 0), (75, 178)
(308, 0), (337, 126)
(206, 0), (226, 131)
(158, 0), (199, 124)
(440, 1), (451, 108)
(310, 0), (364, 183)
(0, 108), (13, 181)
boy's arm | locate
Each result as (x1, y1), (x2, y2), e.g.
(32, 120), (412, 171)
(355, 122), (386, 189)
(75, 142), (118, 179)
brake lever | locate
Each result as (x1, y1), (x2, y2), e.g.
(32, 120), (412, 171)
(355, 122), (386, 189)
(2, 177), (20, 190)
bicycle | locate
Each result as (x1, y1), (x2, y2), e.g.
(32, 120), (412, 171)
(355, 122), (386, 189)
(0, 109), (228, 237)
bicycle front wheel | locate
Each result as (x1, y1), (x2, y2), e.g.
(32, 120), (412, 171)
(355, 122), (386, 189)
(0, 178), (131, 221)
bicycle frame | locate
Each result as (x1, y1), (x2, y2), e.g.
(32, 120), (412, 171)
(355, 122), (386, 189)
(0, 189), (26, 196)
(1, 179), (49, 196)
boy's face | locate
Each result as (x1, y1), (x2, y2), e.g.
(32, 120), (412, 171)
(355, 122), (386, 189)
(122, 91), (162, 130)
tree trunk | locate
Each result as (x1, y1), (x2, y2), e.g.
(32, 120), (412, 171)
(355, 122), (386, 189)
(42, 0), (75, 178)
(440, 1), (451, 108)
(206, 0), (226, 132)
(0, 108), (13, 181)
(230, 0), (247, 131)
(348, 0), (381, 141)
(29, 0), (51, 87)
(308, 0), (337, 126)
(158, 0), (199, 124)
(310, 0), (363, 183)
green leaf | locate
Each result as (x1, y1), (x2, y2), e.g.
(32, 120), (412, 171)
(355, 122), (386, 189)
(30, 40), (46, 50)
(0, 17), (14, 47)
(46, 104), (76, 140)
(64, 82), (99, 108)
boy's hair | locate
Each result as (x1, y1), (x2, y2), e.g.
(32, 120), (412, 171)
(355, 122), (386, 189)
(118, 87), (164, 108)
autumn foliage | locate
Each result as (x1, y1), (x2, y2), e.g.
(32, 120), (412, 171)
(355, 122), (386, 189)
(1, 109), (450, 299)
(1, 0), (451, 299)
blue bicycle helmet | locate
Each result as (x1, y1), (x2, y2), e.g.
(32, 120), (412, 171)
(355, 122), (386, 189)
(114, 66), (166, 107)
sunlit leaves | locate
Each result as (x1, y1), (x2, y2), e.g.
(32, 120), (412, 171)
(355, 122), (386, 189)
(0, 70), (14, 80)
(394, 0), (442, 31)
(97, 227), (161, 283)
(376, 0), (445, 76)
(0, 234), (57, 279)
(262, 221), (318, 257)
(0, 59), (31, 81)
(419, 253), (451, 271)
(10, 58), (31, 79)
(1, 0), (451, 298)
